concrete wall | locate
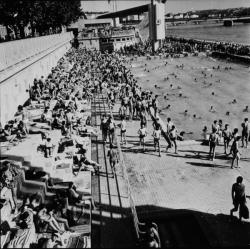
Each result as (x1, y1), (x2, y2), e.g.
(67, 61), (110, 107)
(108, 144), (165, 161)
(0, 33), (73, 126)
(0, 33), (72, 71)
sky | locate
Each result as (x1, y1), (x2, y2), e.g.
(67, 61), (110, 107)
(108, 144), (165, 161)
(81, 0), (250, 14)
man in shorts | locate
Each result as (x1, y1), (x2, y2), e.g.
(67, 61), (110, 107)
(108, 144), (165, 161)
(230, 136), (241, 169)
(100, 114), (108, 143)
(165, 118), (173, 152)
(230, 176), (246, 221)
(107, 144), (119, 176)
(152, 95), (159, 117)
(208, 128), (219, 161)
(241, 118), (249, 148)
(222, 124), (232, 154)
(119, 104), (127, 120)
(169, 125), (178, 154)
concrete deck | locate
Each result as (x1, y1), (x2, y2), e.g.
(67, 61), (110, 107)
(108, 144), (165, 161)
(1, 92), (250, 247)
(110, 98), (250, 247)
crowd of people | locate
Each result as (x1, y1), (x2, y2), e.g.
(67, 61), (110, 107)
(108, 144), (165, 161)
(1, 44), (180, 247)
(100, 70), (181, 157)
(1, 48), (129, 248)
(116, 39), (249, 226)
(0, 34), (249, 247)
(120, 36), (250, 58)
(0, 160), (78, 248)
(201, 117), (249, 169)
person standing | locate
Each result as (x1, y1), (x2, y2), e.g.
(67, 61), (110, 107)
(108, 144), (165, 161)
(165, 118), (174, 152)
(222, 124), (232, 154)
(211, 120), (219, 134)
(241, 118), (249, 148)
(208, 128), (219, 161)
(128, 96), (134, 120)
(107, 116), (116, 145)
(100, 114), (108, 143)
(152, 95), (159, 117)
(230, 136), (241, 169)
(140, 112), (147, 129)
(153, 125), (161, 157)
(230, 176), (247, 222)
(169, 125), (178, 154)
(138, 124), (147, 152)
(119, 104), (127, 120)
(107, 144), (119, 176)
(120, 117), (127, 145)
(65, 109), (74, 134)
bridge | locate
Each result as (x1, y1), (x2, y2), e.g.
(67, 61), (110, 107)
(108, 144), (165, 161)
(97, 4), (250, 26)
(96, 4), (149, 19)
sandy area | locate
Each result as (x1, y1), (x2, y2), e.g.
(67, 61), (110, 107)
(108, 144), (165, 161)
(128, 54), (250, 140)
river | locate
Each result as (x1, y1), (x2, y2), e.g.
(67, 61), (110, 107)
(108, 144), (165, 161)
(166, 23), (250, 45)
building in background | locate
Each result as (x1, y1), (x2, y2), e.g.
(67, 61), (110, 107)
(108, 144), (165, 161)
(69, 18), (113, 34)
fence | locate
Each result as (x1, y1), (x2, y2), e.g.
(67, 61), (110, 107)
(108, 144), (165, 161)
(105, 95), (146, 241)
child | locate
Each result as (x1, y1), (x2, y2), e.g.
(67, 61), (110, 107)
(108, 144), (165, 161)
(45, 138), (53, 158)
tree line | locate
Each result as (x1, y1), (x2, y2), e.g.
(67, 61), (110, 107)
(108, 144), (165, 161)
(167, 7), (250, 19)
(190, 7), (250, 19)
(0, 0), (84, 39)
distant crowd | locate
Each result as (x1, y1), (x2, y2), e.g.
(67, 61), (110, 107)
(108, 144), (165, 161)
(120, 36), (250, 57)
(0, 39), (249, 248)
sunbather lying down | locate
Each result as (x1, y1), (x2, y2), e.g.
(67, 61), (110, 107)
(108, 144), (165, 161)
(74, 146), (101, 174)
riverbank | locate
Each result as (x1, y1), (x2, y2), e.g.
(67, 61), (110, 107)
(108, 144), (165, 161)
(129, 53), (250, 140)
(165, 22), (250, 46)
(211, 51), (250, 64)
(166, 20), (224, 29)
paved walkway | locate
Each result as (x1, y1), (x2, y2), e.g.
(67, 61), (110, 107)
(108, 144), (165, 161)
(90, 94), (135, 248)
(111, 99), (250, 247)
(1, 92), (249, 247)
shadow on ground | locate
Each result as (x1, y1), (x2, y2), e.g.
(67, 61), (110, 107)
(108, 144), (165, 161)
(92, 202), (250, 248)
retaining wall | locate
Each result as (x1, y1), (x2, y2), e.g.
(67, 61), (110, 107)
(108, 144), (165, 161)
(0, 32), (73, 125)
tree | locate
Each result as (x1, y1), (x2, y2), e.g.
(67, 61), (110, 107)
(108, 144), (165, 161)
(0, 0), (84, 39)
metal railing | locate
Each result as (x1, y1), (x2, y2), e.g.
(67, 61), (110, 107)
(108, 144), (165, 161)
(105, 95), (146, 241)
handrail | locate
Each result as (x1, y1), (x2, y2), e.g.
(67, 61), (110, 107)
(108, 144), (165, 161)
(104, 94), (145, 240)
